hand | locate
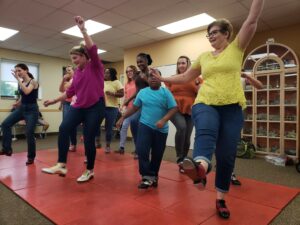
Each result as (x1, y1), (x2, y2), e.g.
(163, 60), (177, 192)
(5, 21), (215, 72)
(105, 91), (114, 96)
(122, 99), (129, 107)
(63, 73), (72, 81)
(44, 99), (56, 107)
(74, 16), (85, 31)
(156, 120), (165, 129)
(116, 117), (124, 129)
(150, 68), (163, 81)
(11, 69), (20, 80)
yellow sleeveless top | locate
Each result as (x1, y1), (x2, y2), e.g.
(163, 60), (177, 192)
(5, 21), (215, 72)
(192, 37), (246, 109)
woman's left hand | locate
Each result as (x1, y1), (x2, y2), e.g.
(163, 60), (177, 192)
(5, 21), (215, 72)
(74, 16), (85, 31)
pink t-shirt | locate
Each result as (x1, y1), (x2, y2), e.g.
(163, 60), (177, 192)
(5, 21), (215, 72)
(66, 45), (104, 108)
(125, 80), (136, 108)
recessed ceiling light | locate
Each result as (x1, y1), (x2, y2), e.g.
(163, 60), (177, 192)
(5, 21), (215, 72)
(62, 20), (111, 38)
(0, 27), (19, 41)
(157, 13), (215, 34)
(97, 49), (106, 54)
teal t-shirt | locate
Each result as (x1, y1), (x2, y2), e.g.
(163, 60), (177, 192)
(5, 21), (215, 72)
(134, 86), (177, 133)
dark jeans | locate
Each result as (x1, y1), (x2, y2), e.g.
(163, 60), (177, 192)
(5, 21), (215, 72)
(63, 101), (77, 146)
(170, 112), (193, 161)
(1, 103), (38, 159)
(191, 103), (243, 193)
(58, 99), (105, 170)
(136, 123), (168, 180)
(96, 107), (119, 144)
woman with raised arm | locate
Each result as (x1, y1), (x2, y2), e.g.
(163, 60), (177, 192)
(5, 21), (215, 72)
(1, 64), (39, 165)
(41, 16), (105, 183)
(151, 0), (265, 219)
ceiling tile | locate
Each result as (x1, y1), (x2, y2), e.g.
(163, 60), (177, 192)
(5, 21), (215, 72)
(112, 0), (183, 19)
(23, 38), (69, 52)
(34, 0), (73, 8)
(0, 33), (45, 50)
(36, 10), (74, 31)
(188, 0), (238, 11)
(207, 2), (248, 20)
(117, 21), (152, 33)
(21, 25), (58, 38)
(83, 0), (129, 10)
(138, 29), (172, 40)
(107, 34), (154, 48)
(62, 0), (106, 19)
(92, 11), (131, 27)
(260, 1), (300, 21)
(138, 1), (200, 27)
(1, 0), (56, 24)
(92, 28), (131, 43)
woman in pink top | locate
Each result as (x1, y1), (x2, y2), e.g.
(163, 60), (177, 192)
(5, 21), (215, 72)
(116, 65), (139, 154)
(41, 16), (105, 183)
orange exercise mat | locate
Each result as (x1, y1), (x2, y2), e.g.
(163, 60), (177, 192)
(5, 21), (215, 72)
(0, 147), (299, 225)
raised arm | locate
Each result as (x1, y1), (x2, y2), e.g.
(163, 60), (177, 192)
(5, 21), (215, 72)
(74, 16), (93, 49)
(237, 0), (265, 50)
(151, 67), (200, 84)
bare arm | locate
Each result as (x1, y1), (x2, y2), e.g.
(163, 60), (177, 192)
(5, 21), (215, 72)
(74, 16), (93, 49)
(44, 93), (67, 107)
(156, 107), (178, 129)
(242, 73), (263, 89)
(151, 67), (200, 84)
(116, 105), (139, 128)
(238, 0), (265, 50)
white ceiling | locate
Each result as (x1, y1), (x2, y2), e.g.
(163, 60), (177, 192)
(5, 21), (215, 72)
(0, 0), (299, 63)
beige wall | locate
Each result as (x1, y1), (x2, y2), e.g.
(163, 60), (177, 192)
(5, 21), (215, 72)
(0, 48), (70, 132)
(124, 23), (300, 70)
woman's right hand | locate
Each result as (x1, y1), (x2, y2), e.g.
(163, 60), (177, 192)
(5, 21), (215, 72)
(116, 117), (124, 129)
(44, 99), (56, 107)
(150, 68), (164, 81)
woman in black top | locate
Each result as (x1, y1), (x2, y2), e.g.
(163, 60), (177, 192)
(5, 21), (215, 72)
(0, 63), (39, 165)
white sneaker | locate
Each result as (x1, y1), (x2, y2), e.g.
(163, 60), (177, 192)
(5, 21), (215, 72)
(105, 147), (110, 154)
(42, 163), (67, 176)
(77, 170), (94, 183)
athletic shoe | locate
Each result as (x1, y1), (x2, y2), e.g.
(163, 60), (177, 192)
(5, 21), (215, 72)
(77, 170), (94, 183)
(42, 163), (67, 176)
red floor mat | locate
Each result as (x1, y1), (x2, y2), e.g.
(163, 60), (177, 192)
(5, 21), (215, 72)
(0, 148), (299, 225)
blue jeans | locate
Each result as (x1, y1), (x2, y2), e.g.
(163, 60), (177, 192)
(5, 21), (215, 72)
(1, 103), (38, 159)
(191, 103), (243, 193)
(63, 101), (77, 146)
(96, 107), (119, 144)
(58, 99), (105, 170)
(119, 111), (139, 149)
(170, 112), (193, 161)
(136, 123), (168, 180)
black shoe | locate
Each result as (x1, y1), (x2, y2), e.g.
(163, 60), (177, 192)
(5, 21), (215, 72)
(216, 199), (230, 219)
(182, 157), (207, 187)
(231, 174), (241, 185)
(231, 178), (242, 186)
(26, 158), (34, 165)
(138, 179), (158, 189)
(114, 147), (125, 155)
(0, 150), (12, 156)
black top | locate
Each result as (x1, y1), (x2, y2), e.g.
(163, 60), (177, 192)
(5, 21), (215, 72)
(135, 71), (149, 93)
(19, 79), (38, 104)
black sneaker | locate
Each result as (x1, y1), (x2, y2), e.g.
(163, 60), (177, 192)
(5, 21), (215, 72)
(138, 179), (158, 189)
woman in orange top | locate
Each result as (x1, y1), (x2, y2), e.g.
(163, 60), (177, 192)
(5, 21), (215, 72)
(165, 56), (201, 173)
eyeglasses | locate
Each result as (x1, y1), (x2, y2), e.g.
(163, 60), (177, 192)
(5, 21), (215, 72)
(206, 30), (222, 38)
(126, 70), (133, 74)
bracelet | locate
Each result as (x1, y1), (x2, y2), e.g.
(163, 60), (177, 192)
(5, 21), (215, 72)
(81, 28), (87, 34)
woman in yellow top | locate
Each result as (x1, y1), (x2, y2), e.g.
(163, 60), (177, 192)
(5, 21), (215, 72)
(152, 0), (265, 219)
(96, 68), (124, 153)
